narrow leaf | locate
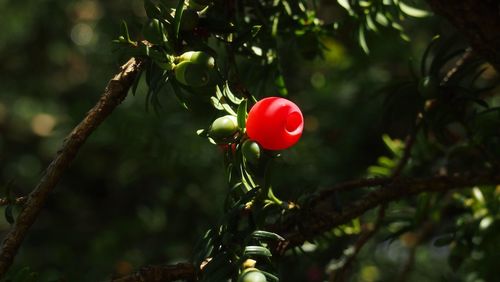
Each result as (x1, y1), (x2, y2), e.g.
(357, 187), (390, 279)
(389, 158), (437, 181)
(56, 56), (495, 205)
(251, 230), (285, 241)
(244, 246), (272, 257)
(237, 99), (247, 129)
(399, 2), (431, 18)
(174, 0), (186, 39)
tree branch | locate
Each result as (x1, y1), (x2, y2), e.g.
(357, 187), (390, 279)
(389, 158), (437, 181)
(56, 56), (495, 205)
(330, 205), (386, 282)
(278, 173), (500, 250)
(315, 178), (390, 201)
(111, 263), (196, 282)
(0, 58), (144, 277)
(425, 0), (500, 71)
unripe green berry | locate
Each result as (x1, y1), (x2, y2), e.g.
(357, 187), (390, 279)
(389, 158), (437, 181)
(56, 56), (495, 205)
(238, 269), (267, 282)
(142, 19), (165, 45)
(178, 51), (215, 69)
(242, 140), (261, 165)
(174, 61), (211, 87)
(418, 75), (439, 99)
(209, 115), (238, 142)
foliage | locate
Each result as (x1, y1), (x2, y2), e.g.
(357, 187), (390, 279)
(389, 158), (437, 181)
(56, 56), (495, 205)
(0, 0), (499, 281)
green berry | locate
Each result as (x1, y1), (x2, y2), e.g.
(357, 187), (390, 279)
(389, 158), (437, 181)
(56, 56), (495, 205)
(178, 51), (215, 69)
(174, 61), (211, 87)
(142, 19), (165, 45)
(238, 270), (267, 282)
(242, 140), (261, 165)
(209, 115), (238, 141)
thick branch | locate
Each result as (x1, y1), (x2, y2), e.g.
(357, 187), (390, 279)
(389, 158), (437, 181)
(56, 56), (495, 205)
(0, 58), (144, 277)
(425, 0), (500, 71)
(111, 263), (196, 282)
(279, 173), (500, 249)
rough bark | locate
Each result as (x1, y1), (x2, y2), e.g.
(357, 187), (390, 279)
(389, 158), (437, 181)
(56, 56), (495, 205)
(426, 0), (500, 71)
(278, 173), (500, 250)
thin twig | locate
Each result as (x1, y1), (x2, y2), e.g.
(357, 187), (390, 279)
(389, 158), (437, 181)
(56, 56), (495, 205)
(395, 221), (434, 282)
(392, 128), (419, 179)
(330, 204), (386, 282)
(111, 263), (196, 282)
(440, 47), (474, 86)
(0, 197), (27, 207)
(315, 178), (390, 204)
(0, 58), (144, 277)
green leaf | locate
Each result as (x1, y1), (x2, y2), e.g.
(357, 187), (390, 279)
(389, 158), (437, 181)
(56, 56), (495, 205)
(174, 0), (186, 39)
(223, 82), (243, 105)
(382, 134), (404, 155)
(358, 26), (369, 54)
(375, 12), (389, 26)
(210, 96), (225, 111)
(170, 79), (190, 110)
(214, 86), (237, 115)
(260, 270), (280, 282)
(251, 230), (285, 241)
(368, 165), (391, 177)
(377, 156), (395, 168)
(244, 246), (272, 257)
(251, 25), (262, 37)
(421, 35), (440, 76)
(337, 0), (351, 12)
(120, 21), (133, 44)
(275, 74), (288, 96)
(399, 2), (431, 18)
(365, 14), (378, 32)
(144, 0), (163, 19)
(237, 100), (247, 129)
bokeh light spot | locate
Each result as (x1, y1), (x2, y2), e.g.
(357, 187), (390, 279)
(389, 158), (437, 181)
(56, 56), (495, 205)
(31, 113), (57, 137)
(71, 23), (94, 46)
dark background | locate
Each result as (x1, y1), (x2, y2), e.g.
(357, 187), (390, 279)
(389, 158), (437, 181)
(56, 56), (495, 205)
(0, 1), (483, 281)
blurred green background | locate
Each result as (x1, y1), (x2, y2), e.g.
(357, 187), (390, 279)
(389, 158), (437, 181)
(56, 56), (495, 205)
(0, 0), (475, 281)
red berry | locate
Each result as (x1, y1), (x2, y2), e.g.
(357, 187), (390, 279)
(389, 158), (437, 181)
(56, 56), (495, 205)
(246, 97), (304, 150)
